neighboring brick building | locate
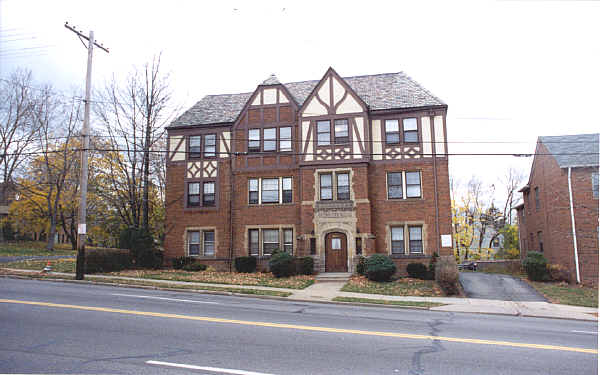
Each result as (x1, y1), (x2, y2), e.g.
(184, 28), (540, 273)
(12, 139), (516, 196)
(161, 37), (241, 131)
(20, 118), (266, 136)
(515, 134), (599, 285)
(164, 68), (453, 274)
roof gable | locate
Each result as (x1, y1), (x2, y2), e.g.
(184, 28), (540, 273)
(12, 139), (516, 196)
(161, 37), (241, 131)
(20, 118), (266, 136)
(539, 133), (599, 168)
(170, 69), (446, 128)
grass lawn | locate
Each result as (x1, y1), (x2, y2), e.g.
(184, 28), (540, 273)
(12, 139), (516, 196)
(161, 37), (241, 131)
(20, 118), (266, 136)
(111, 269), (315, 289)
(0, 270), (292, 297)
(341, 276), (444, 297)
(333, 296), (445, 308)
(2, 258), (76, 273)
(0, 241), (76, 257)
(527, 281), (598, 308)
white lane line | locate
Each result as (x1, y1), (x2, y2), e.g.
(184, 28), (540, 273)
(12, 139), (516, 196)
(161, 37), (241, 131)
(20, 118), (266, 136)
(146, 360), (275, 375)
(571, 330), (598, 335)
(112, 293), (218, 304)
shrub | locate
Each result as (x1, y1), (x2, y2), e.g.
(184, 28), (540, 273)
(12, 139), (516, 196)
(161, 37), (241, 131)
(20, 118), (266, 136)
(427, 252), (439, 280)
(356, 256), (367, 276)
(522, 251), (548, 281)
(435, 255), (460, 295)
(137, 249), (163, 269)
(547, 263), (571, 283)
(182, 262), (207, 272)
(85, 248), (132, 273)
(118, 227), (158, 268)
(235, 256), (257, 273)
(406, 262), (429, 279)
(269, 252), (296, 278)
(365, 254), (397, 282)
(295, 256), (314, 275)
(172, 256), (196, 270)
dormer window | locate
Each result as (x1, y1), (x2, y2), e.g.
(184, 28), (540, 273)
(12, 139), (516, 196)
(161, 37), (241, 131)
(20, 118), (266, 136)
(334, 119), (349, 144)
(317, 121), (331, 146)
(385, 120), (400, 144)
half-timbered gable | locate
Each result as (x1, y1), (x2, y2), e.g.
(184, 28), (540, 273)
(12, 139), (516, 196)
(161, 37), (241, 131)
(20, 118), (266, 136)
(165, 68), (453, 274)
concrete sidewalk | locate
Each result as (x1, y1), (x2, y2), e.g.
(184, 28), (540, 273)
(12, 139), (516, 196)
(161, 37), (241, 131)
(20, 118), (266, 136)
(2, 268), (598, 322)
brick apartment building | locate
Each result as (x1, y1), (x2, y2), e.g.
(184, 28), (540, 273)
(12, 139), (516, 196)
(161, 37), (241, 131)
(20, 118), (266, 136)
(515, 134), (599, 285)
(164, 68), (453, 273)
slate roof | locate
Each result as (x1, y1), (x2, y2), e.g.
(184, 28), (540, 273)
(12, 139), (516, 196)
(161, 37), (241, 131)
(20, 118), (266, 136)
(261, 74), (281, 85)
(170, 71), (445, 127)
(539, 133), (599, 168)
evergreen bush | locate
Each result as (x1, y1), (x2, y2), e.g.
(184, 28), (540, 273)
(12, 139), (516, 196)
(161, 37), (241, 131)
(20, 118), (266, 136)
(522, 251), (548, 281)
(235, 256), (257, 273)
(85, 248), (132, 273)
(365, 254), (396, 282)
(182, 262), (207, 272)
(294, 256), (314, 275)
(356, 256), (367, 276)
(269, 252), (295, 278)
(406, 262), (429, 279)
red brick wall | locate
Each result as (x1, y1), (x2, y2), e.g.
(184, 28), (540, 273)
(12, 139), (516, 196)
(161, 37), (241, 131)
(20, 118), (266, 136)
(520, 143), (599, 285)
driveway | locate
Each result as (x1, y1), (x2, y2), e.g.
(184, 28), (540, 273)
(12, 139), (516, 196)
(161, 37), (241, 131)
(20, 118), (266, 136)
(459, 272), (547, 302)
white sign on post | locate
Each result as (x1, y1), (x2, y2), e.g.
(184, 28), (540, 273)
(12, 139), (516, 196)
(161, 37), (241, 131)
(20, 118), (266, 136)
(78, 224), (86, 235)
(441, 234), (452, 247)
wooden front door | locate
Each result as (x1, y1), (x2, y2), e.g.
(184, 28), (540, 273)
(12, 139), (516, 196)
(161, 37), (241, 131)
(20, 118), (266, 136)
(325, 232), (348, 272)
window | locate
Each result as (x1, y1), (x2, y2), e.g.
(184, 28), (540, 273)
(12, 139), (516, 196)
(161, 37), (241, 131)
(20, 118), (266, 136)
(403, 118), (418, 143)
(337, 173), (349, 200)
(534, 187), (540, 210)
(334, 119), (349, 144)
(409, 226), (423, 253)
(406, 172), (421, 198)
(280, 127), (292, 152)
(188, 231), (200, 256)
(203, 182), (215, 206)
(282, 177), (292, 203)
(385, 119), (400, 144)
(248, 129), (260, 152)
(310, 238), (316, 255)
(188, 182), (200, 207)
(593, 173), (599, 199)
(320, 173), (333, 200)
(387, 172), (403, 199)
(391, 227), (404, 254)
(387, 171), (421, 199)
(537, 231), (543, 252)
(248, 177), (292, 204)
(189, 136), (201, 158)
(262, 229), (279, 255)
(356, 237), (362, 255)
(204, 134), (216, 157)
(249, 229), (259, 256)
(264, 128), (276, 151)
(261, 178), (279, 203)
(203, 231), (215, 256)
(283, 229), (293, 254)
(248, 179), (259, 204)
(187, 229), (215, 257)
(317, 120), (331, 146)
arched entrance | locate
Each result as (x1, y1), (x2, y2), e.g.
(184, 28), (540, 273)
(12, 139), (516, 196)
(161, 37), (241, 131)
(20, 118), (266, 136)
(325, 232), (348, 272)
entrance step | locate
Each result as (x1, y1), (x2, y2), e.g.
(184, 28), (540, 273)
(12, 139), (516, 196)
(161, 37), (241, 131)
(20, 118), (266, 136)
(315, 272), (353, 282)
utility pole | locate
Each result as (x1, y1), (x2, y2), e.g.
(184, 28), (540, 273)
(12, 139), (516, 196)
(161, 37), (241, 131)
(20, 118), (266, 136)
(65, 22), (109, 280)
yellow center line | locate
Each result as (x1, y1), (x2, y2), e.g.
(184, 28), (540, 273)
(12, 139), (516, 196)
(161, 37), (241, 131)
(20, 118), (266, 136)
(1, 298), (596, 355)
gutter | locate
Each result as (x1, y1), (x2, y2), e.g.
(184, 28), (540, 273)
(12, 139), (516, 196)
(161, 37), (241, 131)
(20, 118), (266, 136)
(567, 167), (581, 283)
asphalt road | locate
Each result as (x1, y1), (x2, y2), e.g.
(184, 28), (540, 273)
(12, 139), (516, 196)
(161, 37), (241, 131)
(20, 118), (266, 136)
(0, 278), (597, 375)
(459, 272), (547, 301)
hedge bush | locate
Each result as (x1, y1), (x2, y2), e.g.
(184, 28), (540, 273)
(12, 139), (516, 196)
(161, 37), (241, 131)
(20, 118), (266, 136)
(172, 256), (196, 270)
(356, 256), (367, 276)
(365, 254), (397, 282)
(427, 252), (439, 280)
(269, 252), (296, 278)
(435, 255), (459, 295)
(294, 256), (314, 275)
(85, 248), (132, 273)
(182, 262), (207, 272)
(406, 262), (429, 280)
(118, 227), (161, 268)
(547, 263), (570, 283)
(235, 256), (257, 273)
(522, 251), (548, 281)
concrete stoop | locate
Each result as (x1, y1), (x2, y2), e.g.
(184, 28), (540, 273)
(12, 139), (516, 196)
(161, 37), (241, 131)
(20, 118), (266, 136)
(315, 272), (353, 282)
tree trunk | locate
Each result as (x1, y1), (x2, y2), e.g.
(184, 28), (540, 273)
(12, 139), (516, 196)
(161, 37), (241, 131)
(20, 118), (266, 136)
(46, 217), (56, 251)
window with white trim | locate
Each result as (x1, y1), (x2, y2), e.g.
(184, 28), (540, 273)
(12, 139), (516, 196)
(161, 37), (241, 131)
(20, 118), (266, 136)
(389, 225), (424, 255)
(391, 227), (404, 254)
(334, 119), (349, 144)
(336, 173), (349, 200)
(320, 173), (333, 200)
(280, 127), (292, 152)
(319, 171), (351, 201)
(386, 171), (421, 200)
(247, 227), (294, 256)
(317, 120), (331, 146)
(385, 119), (400, 144)
(248, 129), (260, 152)
(189, 136), (201, 158)
(264, 128), (276, 151)
(403, 118), (418, 143)
(188, 182), (200, 207)
(188, 181), (216, 208)
(203, 182), (215, 206)
(408, 226), (423, 253)
(187, 229), (216, 257)
(248, 177), (293, 205)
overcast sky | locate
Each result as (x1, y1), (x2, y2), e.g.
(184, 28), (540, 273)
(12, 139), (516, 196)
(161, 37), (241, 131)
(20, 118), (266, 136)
(1, 0), (599, 204)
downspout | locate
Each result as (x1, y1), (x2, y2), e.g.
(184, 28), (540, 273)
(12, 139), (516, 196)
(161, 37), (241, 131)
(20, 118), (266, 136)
(567, 167), (581, 283)
(432, 116), (441, 255)
(228, 150), (235, 272)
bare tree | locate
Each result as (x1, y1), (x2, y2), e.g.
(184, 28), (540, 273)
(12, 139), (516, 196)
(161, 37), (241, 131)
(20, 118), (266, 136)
(500, 167), (526, 225)
(94, 55), (177, 234)
(0, 70), (39, 222)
